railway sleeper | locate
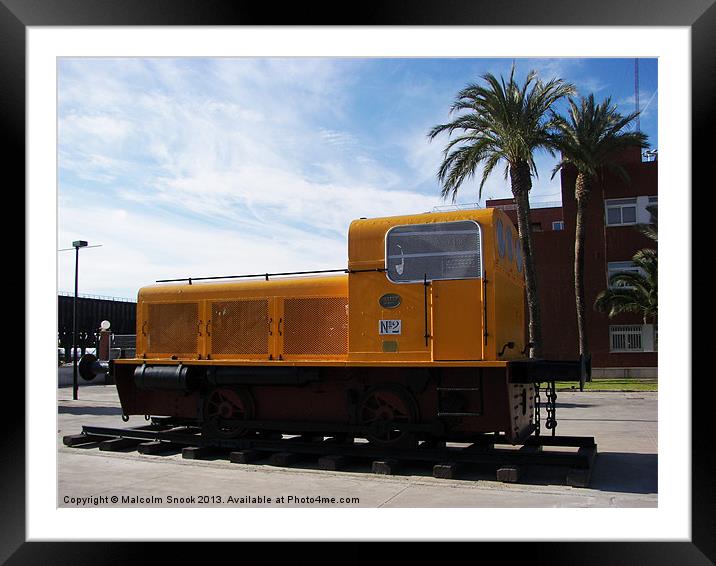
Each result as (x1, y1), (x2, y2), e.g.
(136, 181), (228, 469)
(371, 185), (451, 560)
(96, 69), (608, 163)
(66, 424), (597, 486)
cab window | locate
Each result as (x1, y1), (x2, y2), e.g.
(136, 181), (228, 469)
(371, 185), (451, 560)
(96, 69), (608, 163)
(496, 218), (506, 257)
(386, 220), (482, 283)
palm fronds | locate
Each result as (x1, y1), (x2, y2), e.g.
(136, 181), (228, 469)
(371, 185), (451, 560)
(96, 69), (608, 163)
(594, 243), (657, 323)
(428, 65), (575, 201)
(549, 94), (649, 180)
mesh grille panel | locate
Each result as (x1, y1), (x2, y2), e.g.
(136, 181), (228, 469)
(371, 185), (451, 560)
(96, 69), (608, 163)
(211, 299), (269, 355)
(283, 297), (348, 355)
(147, 303), (198, 355)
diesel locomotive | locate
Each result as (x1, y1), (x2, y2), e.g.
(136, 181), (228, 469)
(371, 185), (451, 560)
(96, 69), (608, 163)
(102, 208), (587, 446)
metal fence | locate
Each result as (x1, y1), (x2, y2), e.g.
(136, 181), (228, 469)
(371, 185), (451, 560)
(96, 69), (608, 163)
(58, 291), (134, 302)
(57, 295), (137, 363)
(58, 333), (137, 364)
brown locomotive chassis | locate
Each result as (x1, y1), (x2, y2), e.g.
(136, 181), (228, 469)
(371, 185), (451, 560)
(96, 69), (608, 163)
(112, 359), (581, 445)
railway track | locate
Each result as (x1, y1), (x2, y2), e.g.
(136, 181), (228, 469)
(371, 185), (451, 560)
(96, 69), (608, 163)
(63, 418), (597, 487)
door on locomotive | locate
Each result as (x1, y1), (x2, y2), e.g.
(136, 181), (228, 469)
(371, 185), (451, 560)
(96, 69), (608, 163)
(385, 220), (484, 361)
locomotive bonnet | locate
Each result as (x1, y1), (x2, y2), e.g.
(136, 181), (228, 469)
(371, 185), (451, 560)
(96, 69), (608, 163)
(109, 208), (586, 445)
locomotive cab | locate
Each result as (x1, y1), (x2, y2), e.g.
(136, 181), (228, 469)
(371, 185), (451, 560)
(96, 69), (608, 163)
(347, 208), (525, 363)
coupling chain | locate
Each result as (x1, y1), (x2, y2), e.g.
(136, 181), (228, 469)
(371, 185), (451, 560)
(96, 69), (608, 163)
(534, 382), (541, 436)
(544, 381), (558, 435)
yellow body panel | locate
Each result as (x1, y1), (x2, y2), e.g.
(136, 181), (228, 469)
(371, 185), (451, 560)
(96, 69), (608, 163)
(132, 208), (525, 366)
(136, 276), (349, 362)
(347, 271), (430, 361)
(432, 279), (483, 361)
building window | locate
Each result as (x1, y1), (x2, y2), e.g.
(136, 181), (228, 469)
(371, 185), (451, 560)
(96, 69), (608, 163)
(531, 222), (542, 232)
(609, 324), (656, 353)
(607, 261), (644, 289)
(605, 198), (637, 226)
(610, 325), (643, 352)
(506, 228), (514, 261)
(552, 221), (565, 231)
(386, 220), (482, 283)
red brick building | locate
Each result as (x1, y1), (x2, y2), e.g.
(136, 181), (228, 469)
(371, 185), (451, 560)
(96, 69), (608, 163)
(486, 147), (657, 377)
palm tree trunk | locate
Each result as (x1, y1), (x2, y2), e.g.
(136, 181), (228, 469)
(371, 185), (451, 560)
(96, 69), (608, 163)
(510, 161), (543, 358)
(574, 172), (591, 357)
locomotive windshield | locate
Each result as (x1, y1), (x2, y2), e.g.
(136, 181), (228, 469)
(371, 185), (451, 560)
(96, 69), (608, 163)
(385, 220), (482, 283)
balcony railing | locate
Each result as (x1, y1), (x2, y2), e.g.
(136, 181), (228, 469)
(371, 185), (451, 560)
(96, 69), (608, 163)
(58, 292), (135, 303)
(490, 200), (562, 211)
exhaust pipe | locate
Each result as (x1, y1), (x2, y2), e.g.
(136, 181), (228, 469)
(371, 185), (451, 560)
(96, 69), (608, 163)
(78, 353), (109, 382)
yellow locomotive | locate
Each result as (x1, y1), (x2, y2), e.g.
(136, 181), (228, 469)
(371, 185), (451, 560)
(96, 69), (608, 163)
(109, 208), (585, 445)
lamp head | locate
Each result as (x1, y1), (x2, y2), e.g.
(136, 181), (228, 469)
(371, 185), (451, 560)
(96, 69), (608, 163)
(72, 240), (88, 248)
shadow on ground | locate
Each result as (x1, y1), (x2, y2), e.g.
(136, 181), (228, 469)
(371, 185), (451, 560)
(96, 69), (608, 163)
(58, 406), (124, 416)
(588, 452), (657, 494)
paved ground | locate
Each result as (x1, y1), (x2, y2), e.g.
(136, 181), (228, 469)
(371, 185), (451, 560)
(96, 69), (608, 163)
(58, 385), (657, 508)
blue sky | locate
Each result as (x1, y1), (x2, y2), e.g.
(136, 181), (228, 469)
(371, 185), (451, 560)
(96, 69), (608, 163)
(58, 57), (657, 299)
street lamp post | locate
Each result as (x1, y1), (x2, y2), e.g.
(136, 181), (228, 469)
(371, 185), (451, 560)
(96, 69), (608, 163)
(72, 240), (88, 400)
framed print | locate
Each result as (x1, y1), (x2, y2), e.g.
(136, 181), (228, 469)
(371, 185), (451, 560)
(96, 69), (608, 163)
(8, 0), (709, 562)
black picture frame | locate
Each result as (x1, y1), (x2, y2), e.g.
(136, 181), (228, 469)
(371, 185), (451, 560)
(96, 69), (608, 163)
(7, 0), (708, 562)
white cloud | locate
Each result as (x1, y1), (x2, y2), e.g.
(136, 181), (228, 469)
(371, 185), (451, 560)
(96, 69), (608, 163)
(57, 203), (348, 299)
(618, 88), (658, 120)
(318, 128), (357, 149)
(57, 58), (447, 297)
(61, 114), (132, 140)
(119, 164), (439, 236)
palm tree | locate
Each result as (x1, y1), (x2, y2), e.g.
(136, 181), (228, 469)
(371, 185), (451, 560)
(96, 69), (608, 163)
(428, 66), (575, 358)
(550, 95), (649, 358)
(594, 247), (657, 325)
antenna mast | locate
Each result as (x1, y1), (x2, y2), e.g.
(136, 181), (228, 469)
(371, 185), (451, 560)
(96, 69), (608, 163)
(634, 58), (640, 132)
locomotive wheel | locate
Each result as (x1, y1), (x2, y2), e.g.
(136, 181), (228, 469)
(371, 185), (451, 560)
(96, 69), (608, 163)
(358, 384), (418, 447)
(202, 387), (254, 439)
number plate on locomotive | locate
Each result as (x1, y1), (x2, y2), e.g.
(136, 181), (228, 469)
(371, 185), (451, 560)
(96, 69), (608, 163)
(379, 320), (402, 335)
